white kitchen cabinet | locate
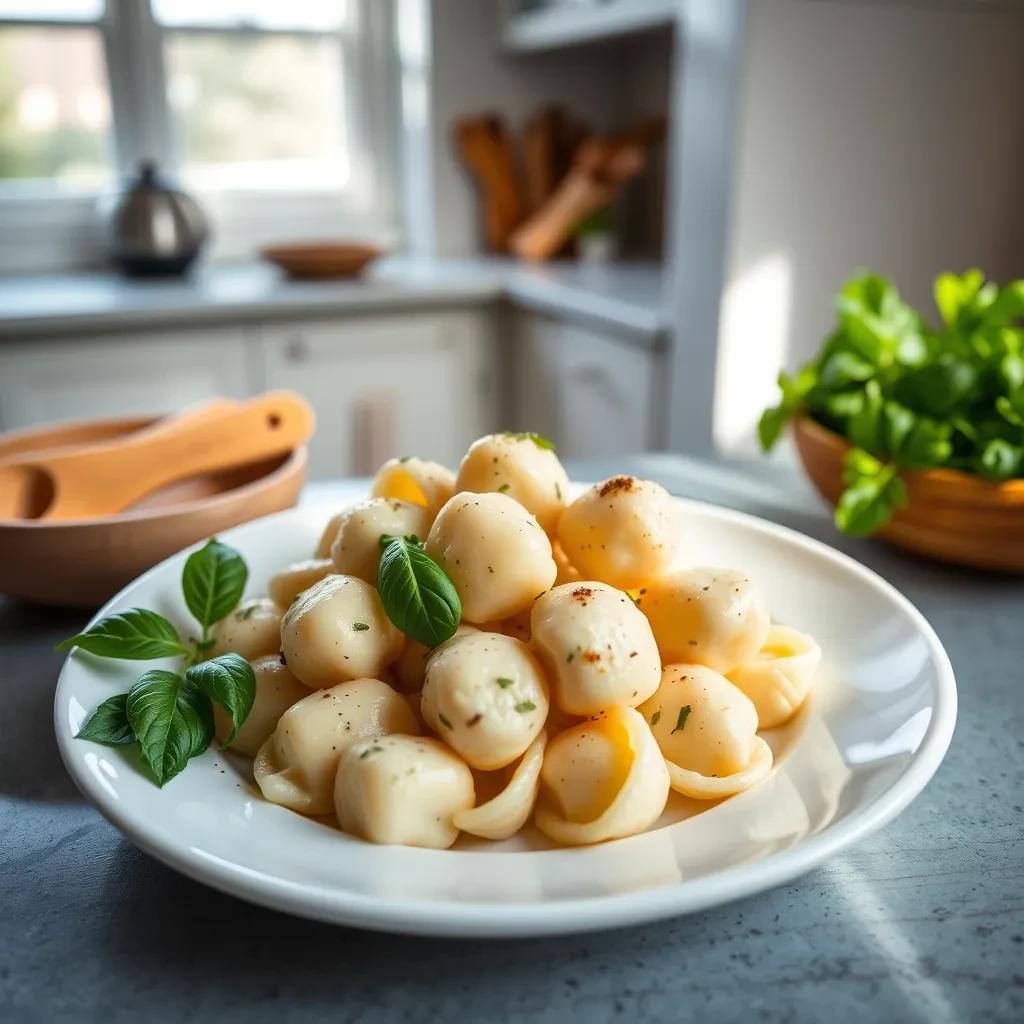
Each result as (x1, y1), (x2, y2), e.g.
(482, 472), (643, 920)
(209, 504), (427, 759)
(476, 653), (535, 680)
(0, 327), (251, 430)
(256, 310), (496, 479)
(509, 310), (660, 459)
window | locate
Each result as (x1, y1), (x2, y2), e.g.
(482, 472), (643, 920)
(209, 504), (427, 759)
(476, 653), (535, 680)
(0, 0), (396, 271)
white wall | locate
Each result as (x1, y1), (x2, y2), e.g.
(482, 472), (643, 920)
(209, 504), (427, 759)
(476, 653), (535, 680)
(715, 0), (1024, 454)
(416, 0), (651, 257)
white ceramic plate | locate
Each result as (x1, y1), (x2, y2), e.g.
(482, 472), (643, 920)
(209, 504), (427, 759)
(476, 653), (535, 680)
(54, 483), (956, 938)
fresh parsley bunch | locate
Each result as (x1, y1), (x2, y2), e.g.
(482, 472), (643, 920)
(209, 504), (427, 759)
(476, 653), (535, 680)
(760, 269), (1024, 535)
(61, 538), (256, 786)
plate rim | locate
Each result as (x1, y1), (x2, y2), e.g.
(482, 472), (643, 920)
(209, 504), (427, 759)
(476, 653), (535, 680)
(54, 494), (958, 938)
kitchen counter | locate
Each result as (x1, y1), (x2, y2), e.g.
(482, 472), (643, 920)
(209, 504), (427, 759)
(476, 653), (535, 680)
(1, 454), (1021, 1024)
(0, 257), (667, 343)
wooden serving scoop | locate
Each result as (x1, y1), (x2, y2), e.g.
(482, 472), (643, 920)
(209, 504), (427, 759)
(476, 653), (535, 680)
(0, 391), (315, 521)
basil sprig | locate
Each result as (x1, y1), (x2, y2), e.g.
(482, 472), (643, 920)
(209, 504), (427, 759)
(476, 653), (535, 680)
(63, 536), (255, 787)
(759, 269), (1024, 535)
(377, 535), (461, 647)
(57, 608), (186, 660)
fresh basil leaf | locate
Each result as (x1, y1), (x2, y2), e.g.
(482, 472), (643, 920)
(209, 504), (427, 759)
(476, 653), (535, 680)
(126, 670), (214, 787)
(883, 401), (915, 455)
(897, 418), (953, 470)
(377, 536), (461, 647)
(819, 351), (875, 390)
(996, 392), (1024, 429)
(834, 462), (907, 536)
(76, 693), (135, 745)
(757, 404), (789, 452)
(847, 381), (886, 453)
(181, 538), (248, 630)
(974, 439), (1022, 480)
(57, 608), (185, 660)
(934, 269), (985, 329)
(185, 654), (255, 747)
(820, 389), (865, 420)
(979, 280), (1024, 327)
(894, 359), (977, 418)
(999, 353), (1024, 394)
(841, 447), (884, 486)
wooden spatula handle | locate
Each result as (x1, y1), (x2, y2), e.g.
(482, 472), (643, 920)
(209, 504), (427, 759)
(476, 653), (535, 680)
(42, 392), (314, 520)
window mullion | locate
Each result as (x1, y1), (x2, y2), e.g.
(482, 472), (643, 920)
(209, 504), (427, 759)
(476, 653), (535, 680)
(103, 0), (175, 178)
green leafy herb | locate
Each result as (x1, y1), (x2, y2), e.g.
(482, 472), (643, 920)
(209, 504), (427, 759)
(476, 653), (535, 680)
(514, 701), (536, 713)
(352, 622), (370, 631)
(377, 536), (461, 646)
(758, 268), (1024, 535)
(182, 538), (248, 633)
(76, 694), (135, 745)
(501, 431), (556, 452)
(57, 608), (185, 660)
(185, 654), (256, 747)
(64, 536), (253, 788)
(671, 705), (691, 734)
(126, 670), (214, 786)
(651, 710), (661, 727)
(495, 677), (514, 688)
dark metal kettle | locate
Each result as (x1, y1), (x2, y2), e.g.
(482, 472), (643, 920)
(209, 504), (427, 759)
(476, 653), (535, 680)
(107, 161), (209, 276)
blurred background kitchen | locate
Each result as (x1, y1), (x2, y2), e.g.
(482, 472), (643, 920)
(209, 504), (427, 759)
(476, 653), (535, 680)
(1, 0), (1021, 480)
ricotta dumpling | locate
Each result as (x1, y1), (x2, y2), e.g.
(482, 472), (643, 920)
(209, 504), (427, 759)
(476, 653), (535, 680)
(454, 433), (570, 536)
(420, 631), (549, 770)
(280, 574), (403, 689)
(557, 476), (679, 589)
(330, 497), (433, 584)
(268, 558), (335, 610)
(392, 624), (480, 693)
(638, 567), (770, 673)
(213, 654), (308, 758)
(314, 511), (346, 559)
(254, 678), (418, 815)
(727, 624), (821, 727)
(207, 597), (281, 661)
(370, 457), (456, 519)
(530, 581), (660, 716)
(637, 664), (773, 799)
(425, 491), (557, 623)
(453, 730), (547, 840)
(535, 707), (669, 845)
(334, 735), (474, 849)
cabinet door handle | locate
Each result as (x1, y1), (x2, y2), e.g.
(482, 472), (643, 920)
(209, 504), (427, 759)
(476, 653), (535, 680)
(285, 337), (309, 363)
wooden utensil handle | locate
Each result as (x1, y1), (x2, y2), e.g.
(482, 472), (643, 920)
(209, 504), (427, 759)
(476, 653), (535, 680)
(44, 392), (315, 520)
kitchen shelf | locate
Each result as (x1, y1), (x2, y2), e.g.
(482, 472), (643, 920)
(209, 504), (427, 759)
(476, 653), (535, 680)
(501, 0), (677, 53)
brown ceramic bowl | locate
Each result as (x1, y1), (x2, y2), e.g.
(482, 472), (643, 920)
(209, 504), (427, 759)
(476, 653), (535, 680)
(260, 241), (380, 280)
(0, 415), (307, 607)
(793, 415), (1024, 573)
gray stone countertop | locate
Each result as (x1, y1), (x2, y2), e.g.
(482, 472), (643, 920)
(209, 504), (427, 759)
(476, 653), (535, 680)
(0, 257), (666, 344)
(1, 454), (1021, 1023)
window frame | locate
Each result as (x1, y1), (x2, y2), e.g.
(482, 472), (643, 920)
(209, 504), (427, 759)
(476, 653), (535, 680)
(0, 0), (399, 273)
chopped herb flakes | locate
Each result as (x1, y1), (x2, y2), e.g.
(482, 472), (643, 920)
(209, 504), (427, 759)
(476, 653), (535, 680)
(514, 701), (536, 713)
(501, 431), (556, 452)
(438, 713), (453, 729)
(398, 455), (412, 463)
(352, 622), (370, 631)
(555, 482), (563, 501)
(495, 677), (514, 688)
(359, 745), (383, 759)
(498, 483), (511, 493)
(566, 652), (574, 663)
(651, 710), (661, 726)
(236, 604), (257, 621)
(672, 705), (692, 734)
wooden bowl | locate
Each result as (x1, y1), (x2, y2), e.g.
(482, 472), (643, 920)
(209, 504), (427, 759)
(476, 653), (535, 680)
(260, 241), (380, 280)
(793, 415), (1024, 572)
(0, 415), (307, 607)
